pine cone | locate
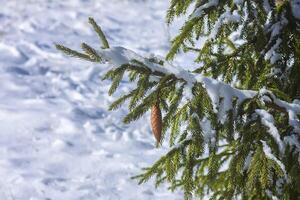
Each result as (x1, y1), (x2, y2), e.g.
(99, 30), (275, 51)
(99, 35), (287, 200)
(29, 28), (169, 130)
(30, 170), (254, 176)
(151, 103), (162, 143)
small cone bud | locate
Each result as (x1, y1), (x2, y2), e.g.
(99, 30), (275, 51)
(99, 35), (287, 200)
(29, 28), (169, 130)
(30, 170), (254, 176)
(151, 103), (162, 143)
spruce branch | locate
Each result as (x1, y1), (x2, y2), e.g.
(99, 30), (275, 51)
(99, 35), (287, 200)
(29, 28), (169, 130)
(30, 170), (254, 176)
(88, 17), (110, 49)
(108, 68), (126, 95)
(132, 136), (193, 183)
(123, 91), (158, 124)
(55, 44), (96, 62)
(57, 12), (300, 198)
(81, 42), (102, 62)
(109, 93), (133, 111)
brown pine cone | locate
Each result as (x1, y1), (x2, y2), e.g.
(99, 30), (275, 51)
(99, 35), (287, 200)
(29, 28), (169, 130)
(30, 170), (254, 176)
(151, 103), (162, 143)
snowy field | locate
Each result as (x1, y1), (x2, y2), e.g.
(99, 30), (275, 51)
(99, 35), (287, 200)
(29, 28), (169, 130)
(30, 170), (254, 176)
(0, 0), (184, 199)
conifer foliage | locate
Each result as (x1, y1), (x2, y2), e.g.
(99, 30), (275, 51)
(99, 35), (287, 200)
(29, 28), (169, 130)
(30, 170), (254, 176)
(56, 1), (300, 199)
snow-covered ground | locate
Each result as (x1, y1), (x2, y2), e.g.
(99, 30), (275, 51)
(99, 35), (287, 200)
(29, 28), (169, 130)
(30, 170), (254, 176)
(0, 0), (183, 199)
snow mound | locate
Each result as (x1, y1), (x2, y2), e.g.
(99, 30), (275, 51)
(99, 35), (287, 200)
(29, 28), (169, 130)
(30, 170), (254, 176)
(0, 0), (182, 199)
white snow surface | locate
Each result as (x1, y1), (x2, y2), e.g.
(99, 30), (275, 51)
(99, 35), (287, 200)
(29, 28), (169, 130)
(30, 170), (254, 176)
(0, 0), (184, 199)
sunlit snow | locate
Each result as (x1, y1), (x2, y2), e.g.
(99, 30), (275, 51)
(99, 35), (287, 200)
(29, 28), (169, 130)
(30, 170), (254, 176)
(0, 0), (183, 199)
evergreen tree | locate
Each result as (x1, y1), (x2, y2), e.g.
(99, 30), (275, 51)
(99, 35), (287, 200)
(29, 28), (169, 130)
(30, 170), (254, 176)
(56, 1), (300, 199)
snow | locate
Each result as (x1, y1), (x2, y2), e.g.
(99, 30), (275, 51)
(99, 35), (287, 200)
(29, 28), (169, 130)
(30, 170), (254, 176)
(243, 152), (252, 171)
(263, 0), (271, 12)
(233, 0), (244, 5)
(274, 100), (300, 139)
(261, 141), (287, 180)
(263, 12), (288, 64)
(191, 0), (219, 19)
(191, 7), (242, 51)
(209, 9), (241, 39)
(284, 134), (300, 163)
(255, 109), (285, 153)
(200, 117), (216, 146)
(258, 89), (300, 163)
(0, 0), (183, 199)
(264, 38), (282, 64)
(290, 0), (300, 20)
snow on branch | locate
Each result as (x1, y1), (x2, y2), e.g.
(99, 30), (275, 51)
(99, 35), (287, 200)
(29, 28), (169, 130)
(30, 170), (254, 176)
(263, 13), (288, 64)
(96, 46), (300, 160)
(255, 109), (285, 153)
(258, 89), (300, 162)
(191, 0), (219, 19)
(97, 46), (300, 116)
(97, 46), (256, 110)
(194, 7), (242, 50)
(258, 88), (300, 133)
(261, 141), (287, 179)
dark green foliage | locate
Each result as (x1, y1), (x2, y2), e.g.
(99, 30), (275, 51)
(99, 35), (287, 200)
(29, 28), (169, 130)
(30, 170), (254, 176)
(57, 0), (300, 198)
